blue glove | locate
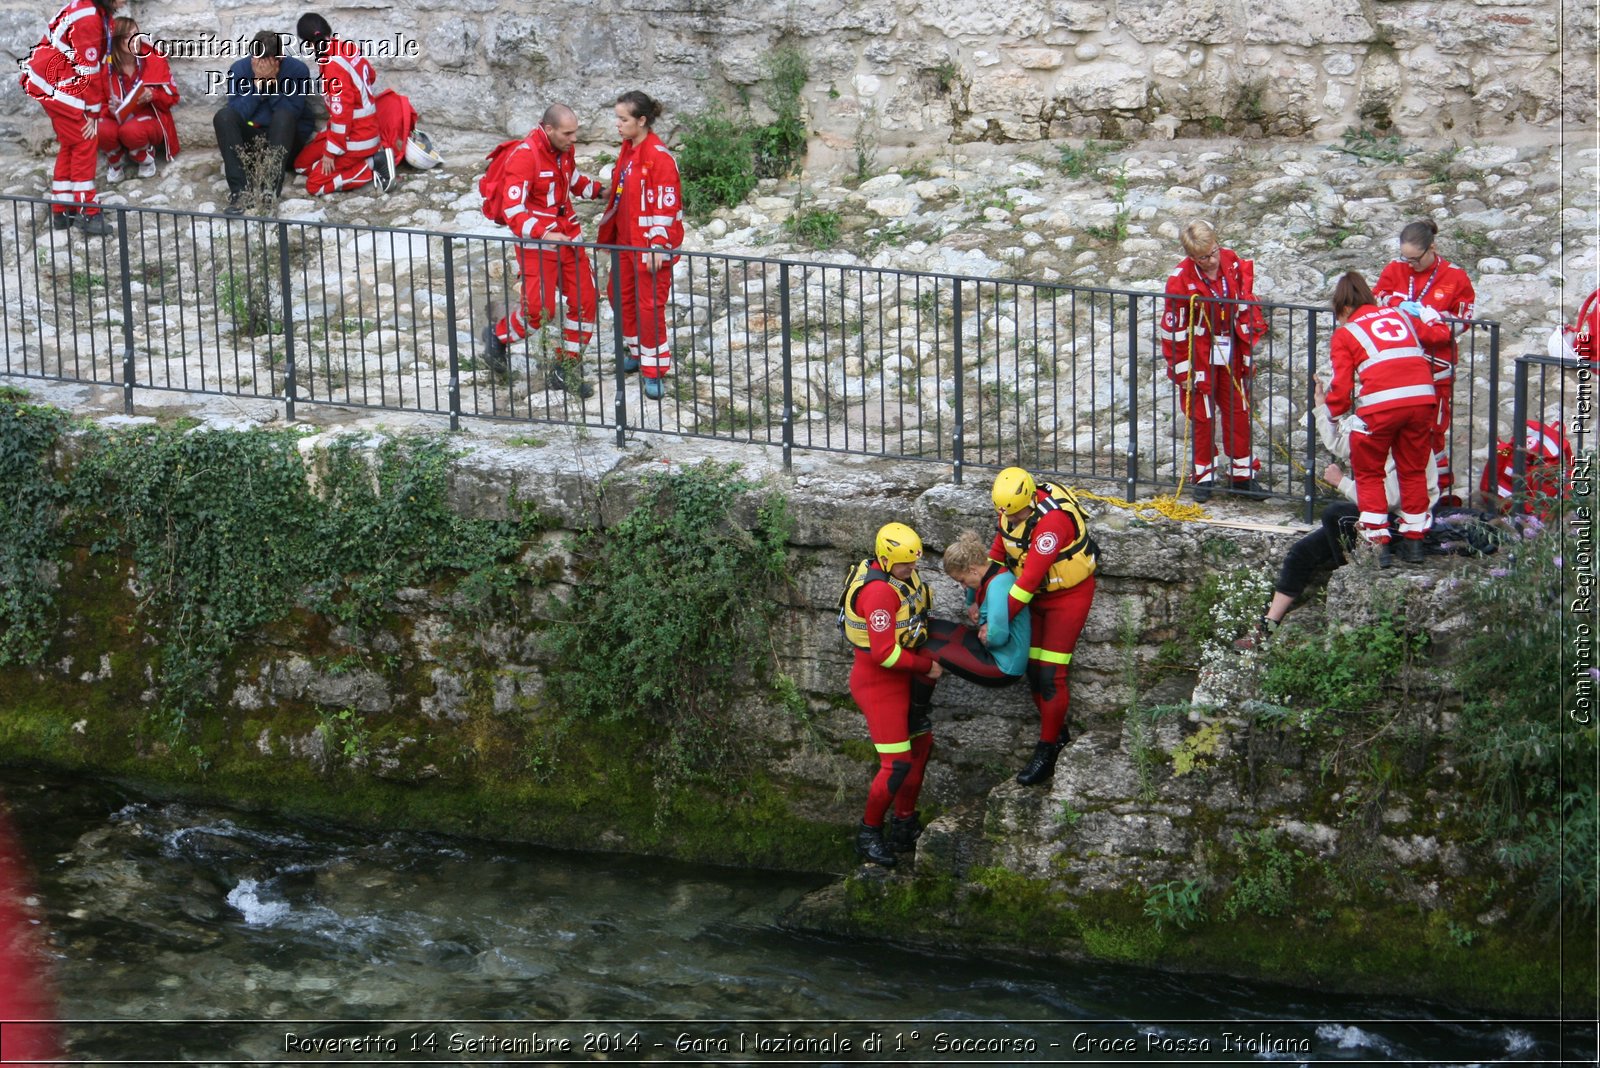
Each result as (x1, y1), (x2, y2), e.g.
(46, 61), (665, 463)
(1398, 300), (1425, 318)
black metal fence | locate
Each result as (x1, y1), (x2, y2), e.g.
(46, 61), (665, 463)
(1, 193), (1527, 519)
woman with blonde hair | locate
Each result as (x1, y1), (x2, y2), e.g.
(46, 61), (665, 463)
(1158, 219), (1269, 501)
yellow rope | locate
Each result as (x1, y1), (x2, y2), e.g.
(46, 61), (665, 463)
(1070, 288), (1334, 526)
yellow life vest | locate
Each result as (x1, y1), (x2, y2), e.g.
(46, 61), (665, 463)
(997, 481), (1098, 594)
(839, 559), (931, 651)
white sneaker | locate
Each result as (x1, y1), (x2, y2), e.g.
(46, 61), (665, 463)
(106, 162), (124, 184)
(137, 157), (156, 178)
(371, 147), (395, 193)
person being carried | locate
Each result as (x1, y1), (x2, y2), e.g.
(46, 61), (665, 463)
(598, 90), (683, 402)
(1159, 219), (1270, 502)
(214, 30), (316, 214)
(936, 529), (1029, 683)
(479, 104), (605, 399)
(98, 17), (177, 184)
(840, 523), (944, 866)
(988, 468), (1098, 786)
(292, 12), (395, 196)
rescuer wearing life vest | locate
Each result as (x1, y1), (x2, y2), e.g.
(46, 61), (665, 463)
(989, 468), (1098, 786)
(841, 522), (944, 866)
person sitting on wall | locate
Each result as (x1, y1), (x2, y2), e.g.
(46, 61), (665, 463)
(1235, 377), (1440, 649)
(214, 30), (315, 214)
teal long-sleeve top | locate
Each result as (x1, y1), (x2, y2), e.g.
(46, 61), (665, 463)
(978, 571), (1030, 677)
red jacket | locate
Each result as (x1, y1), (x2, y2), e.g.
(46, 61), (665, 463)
(1569, 287), (1600, 364)
(107, 48), (179, 156)
(1373, 257), (1476, 380)
(316, 37), (379, 157)
(1326, 305), (1445, 419)
(498, 126), (603, 242)
(598, 131), (684, 252)
(20, 0), (109, 114)
(1159, 248), (1268, 390)
(988, 503), (1079, 620)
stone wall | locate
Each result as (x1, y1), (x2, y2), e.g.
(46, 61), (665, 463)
(0, 0), (1589, 156)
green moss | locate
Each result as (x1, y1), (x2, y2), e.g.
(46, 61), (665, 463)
(830, 862), (1586, 1014)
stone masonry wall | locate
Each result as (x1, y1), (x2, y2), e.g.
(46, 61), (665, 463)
(0, 0), (1590, 157)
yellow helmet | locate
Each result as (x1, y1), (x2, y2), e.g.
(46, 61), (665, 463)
(991, 467), (1037, 515)
(875, 522), (923, 569)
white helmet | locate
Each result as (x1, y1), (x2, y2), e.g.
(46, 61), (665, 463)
(404, 129), (444, 170)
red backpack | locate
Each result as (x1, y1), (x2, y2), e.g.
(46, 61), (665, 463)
(477, 137), (522, 226)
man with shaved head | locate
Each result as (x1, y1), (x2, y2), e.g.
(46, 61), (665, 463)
(481, 102), (604, 398)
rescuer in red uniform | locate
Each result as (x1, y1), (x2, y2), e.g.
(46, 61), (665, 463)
(841, 522), (944, 866)
(1372, 220), (1476, 497)
(21, 0), (119, 235)
(481, 103), (605, 399)
(292, 13), (395, 196)
(598, 90), (684, 402)
(988, 468), (1098, 785)
(1325, 271), (1448, 566)
(97, 18), (178, 183)
(1159, 220), (1269, 502)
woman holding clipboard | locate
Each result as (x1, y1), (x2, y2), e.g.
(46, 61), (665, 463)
(98, 17), (179, 183)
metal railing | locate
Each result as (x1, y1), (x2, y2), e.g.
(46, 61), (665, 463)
(1, 194), (1515, 520)
(1511, 352), (1591, 495)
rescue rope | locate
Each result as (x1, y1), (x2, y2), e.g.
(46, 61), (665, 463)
(1074, 290), (1334, 526)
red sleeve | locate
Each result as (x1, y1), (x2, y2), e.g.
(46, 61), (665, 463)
(1159, 269), (1195, 383)
(319, 57), (355, 155)
(643, 149), (683, 248)
(856, 581), (933, 673)
(1448, 267), (1476, 321)
(501, 145), (550, 241)
(1325, 327), (1358, 418)
(1230, 254), (1267, 351)
(144, 52), (177, 108)
(67, 12), (107, 112)
(1371, 261), (1408, 307)
(1008, 509), (1075, 619)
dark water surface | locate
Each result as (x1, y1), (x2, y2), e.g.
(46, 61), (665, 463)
(0, 770), (1589, 1065)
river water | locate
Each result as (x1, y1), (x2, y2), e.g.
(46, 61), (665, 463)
(0, 770), (1589, 1065)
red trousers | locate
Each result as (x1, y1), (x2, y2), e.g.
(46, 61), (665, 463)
(498, 243), (597, 361)
(850, 652), (933, 827)
(1183, 371), (1254, 483)
(1432, 382), (1454, 489)
(40, 97), (98, 216)
(1025, 576), (1095, 744)
(1349, 404), (1434, 543)
(609, 251), (675, 378)
(97, 114), (163, 164)
(293, 133), (378, 195)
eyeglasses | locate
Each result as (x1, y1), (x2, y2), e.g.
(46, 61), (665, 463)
(1402, 249), (1433, 267)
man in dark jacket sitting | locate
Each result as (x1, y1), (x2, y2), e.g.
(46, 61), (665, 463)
(212, 30), (316, 213)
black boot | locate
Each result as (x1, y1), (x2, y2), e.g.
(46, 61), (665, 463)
(886, 811), (922, 853)
(1016, 740), (1065, 786)
(548, 361), (594, 399)
(855, 822), (897, 867)
(1398, 537), (1425, 565)
(1190, 480), (1213, 504)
